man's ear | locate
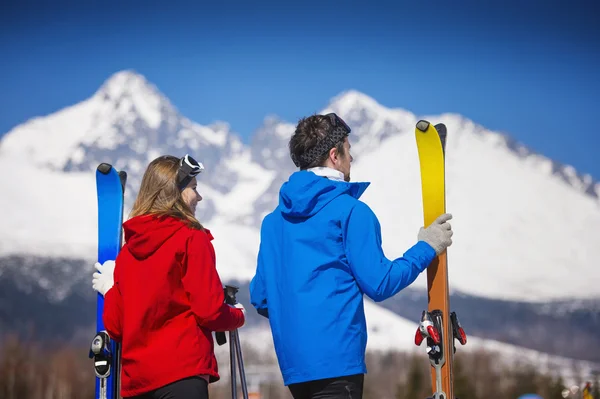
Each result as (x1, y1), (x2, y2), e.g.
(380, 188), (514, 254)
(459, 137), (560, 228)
(328, 147), (338, 164)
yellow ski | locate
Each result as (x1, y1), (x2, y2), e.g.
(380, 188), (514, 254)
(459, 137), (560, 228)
(414, 120), (466, 399)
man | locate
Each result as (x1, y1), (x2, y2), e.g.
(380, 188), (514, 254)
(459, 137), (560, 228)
(249, 113), (453, 399)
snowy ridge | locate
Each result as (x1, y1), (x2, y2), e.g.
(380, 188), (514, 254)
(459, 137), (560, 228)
(94, 69), (170, 130)
(249, 115), (298, 224)
(0, 69), (598, 304)
(247, 91), (600, 302)
(349, 113), (600, 302)
(321, 90), (600, 200)
(0, 70), (267, 226)
(322, 90), (417, 156)
(537, 298), (600, 315)
(0, 152), (98, 259)
(1, 69), (599, 373)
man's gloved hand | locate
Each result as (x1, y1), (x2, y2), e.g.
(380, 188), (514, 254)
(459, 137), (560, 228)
(230, 302), (246, 327)
(417, 213), (454, 255)
(92, 260), (116, 297)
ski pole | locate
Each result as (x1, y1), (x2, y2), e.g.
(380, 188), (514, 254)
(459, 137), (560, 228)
(229, 329), (237, 399)
(233, 329), (249, 399)
(216, 285), (249, 399)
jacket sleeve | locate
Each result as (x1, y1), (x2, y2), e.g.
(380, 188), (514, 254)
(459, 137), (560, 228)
(249, 243), (269, 319)
(343, 201), (437, 302)
(103, 262), (124, 342)
(182, 230), (245, 331)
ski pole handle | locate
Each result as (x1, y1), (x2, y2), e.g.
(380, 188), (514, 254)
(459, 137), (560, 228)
(215, 285), (240, 345)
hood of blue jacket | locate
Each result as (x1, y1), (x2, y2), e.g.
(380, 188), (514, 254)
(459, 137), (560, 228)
(278, 170), (370, 218)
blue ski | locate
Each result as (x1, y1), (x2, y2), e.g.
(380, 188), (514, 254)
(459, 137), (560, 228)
(89, 163), (127, 399)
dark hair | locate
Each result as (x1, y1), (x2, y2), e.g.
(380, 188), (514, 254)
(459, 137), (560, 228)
(289, 114), (346, 169)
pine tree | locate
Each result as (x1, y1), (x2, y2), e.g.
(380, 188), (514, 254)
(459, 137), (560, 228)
(508, 362), (540, 398)
(453, 355), (476, 399)
(592, 371), (600, 399)
(395, 382), (406, 399)
(401, 354), (427, 399)
(545, 374), (566, 399)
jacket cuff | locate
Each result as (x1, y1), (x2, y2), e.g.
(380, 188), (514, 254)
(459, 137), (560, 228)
(414, 240), (438, 269)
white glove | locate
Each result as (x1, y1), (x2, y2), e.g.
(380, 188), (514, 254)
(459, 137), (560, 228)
(92, 260), (116, 297)
(230, 302), (246, 327)
(417, 213), (454, 255)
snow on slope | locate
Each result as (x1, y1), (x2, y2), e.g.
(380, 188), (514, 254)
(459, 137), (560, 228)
(342, 110), (600, 302)
(0, 153), (97, 259)
(0, 70), (238, 217)
(0, 93), (100, 170)
(0, 70), (275, 236)
(208, 217), (263, 281)
(0, 70), (598, 375)
(212, 150), (277, 224)
(0, 152), (268, 265)
(0, 71), (181, 170)
(0, 70), (599, 305)
(321, 90), (600, 200)
(324, 90), (417, 156)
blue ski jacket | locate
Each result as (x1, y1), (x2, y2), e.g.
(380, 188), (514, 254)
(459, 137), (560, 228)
(249, 170), (437, 386)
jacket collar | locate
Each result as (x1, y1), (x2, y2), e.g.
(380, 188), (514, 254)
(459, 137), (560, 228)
(306, 166), (345, 182)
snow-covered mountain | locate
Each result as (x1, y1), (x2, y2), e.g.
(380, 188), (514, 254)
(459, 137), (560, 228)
(1, 70), (599, 374)
(1, 69), (598, 302)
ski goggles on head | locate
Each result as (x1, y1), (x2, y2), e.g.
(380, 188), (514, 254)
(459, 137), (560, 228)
(176, 154), (204, 190)
(292, 112), (351, 168)
(324, 112), (351, 135)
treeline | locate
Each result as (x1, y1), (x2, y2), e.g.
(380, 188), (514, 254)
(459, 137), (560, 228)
(362, 349), (599, 399)
(0, 334), (598, 399)
(0, 335), (94, 399)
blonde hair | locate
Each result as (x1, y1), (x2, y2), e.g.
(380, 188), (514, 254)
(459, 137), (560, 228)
(129, 155), (203, 230)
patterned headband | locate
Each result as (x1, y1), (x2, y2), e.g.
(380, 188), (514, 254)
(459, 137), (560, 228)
(291, 113), (351, 169)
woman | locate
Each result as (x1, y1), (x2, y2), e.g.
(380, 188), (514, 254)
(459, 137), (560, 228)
(92, 154), (245, 399)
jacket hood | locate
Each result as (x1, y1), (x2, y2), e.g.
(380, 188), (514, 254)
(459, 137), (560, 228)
(123, 215), (187, 260)
(278, 170), (370, 218)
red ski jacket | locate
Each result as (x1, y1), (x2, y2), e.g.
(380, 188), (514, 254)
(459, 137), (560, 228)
(103, 214), (244, 397)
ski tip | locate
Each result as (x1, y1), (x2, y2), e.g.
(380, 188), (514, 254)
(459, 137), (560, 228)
(434, 123), (447, 134)
(434, 123), (448, 153)
(118, 171), (128, 192)
(97, 163), (113, 175)
(416, 120), (430, 132)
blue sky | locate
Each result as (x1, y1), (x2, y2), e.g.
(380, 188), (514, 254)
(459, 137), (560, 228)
(1, 0), (599, 179)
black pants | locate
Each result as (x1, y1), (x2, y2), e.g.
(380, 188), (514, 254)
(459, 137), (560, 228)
(130, 377), (208, 399)
(288, 374), (364, 399)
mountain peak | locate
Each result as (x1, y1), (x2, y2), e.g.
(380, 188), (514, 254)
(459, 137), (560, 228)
(326, 89), (383, 115)
(91, 69), (177, 130)
(1, 70), (599, 308)
(95, 70), (157, 100)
